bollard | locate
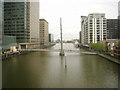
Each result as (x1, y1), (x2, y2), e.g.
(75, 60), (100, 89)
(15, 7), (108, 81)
(65, 56), (67, 68)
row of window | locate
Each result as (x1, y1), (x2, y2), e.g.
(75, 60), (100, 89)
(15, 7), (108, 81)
(4, 30), (29, 33)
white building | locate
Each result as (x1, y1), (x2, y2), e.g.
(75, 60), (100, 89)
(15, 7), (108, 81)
(81, 13), (107, 44)
(88, 13), (107, 43)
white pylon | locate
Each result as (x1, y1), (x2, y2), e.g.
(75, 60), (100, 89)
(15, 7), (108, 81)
(59, 18), (65, 56)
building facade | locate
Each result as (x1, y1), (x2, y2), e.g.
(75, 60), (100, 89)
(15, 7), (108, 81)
(3, 35), (17, 50)
(0, 0), (3, 53)
(107, 19), (118, 39)
(118, 1), (120, 17)
(49, 33), (54, 43)
(4, 1), (39, 43)
(88, 13), (107, 43)
(79, 31), (81, 43)
(40, 19), (49, 46)
(81, 13), (107, 44)
(118, 1), (120, 39)
(81, 16), (88, 44)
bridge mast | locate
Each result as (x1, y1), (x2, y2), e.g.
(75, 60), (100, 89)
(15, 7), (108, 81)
(59, 18), (65, 56)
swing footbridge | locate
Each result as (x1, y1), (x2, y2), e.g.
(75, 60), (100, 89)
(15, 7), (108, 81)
(20, 49), (97, 55)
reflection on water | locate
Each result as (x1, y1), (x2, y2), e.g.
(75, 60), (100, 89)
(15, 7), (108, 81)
(2, 43), (119, 88)
(50, 43), (80, 51)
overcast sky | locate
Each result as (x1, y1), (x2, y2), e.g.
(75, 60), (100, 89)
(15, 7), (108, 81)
(39, 0), (119, 41)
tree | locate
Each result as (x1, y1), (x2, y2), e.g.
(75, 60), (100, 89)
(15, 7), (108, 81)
(89, 42), (106, 52)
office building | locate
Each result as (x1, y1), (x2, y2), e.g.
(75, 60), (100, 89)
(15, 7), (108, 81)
(79, 31), (81, 43)
(118, 1), (120, 18)
(0, 0), (3, 53)
(118, 20), (120, 39)
(81, 16), (88, 44)
(81, 13), (107, 44)
(49, 33), (54, 43)
(107, 19), (118, 39)
(88, 13), (107, 43)
(118, 1), (120, 39)
(3, 35), (17, 50)
(40, 19), (49, 46)
(4, 1), (39, 43)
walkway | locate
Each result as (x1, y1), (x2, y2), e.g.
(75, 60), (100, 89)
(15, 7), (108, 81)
(20, 49), (97, 55)
(98, 53), (120, 64)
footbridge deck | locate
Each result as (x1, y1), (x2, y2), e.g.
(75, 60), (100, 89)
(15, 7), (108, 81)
(20, 49), (97, 55)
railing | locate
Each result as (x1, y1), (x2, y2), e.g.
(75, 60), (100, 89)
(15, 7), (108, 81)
(20, 49), (97, 55)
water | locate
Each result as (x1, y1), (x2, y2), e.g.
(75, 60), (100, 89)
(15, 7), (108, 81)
(2, 43), (119, 88)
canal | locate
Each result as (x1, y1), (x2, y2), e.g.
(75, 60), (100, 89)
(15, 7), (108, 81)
(2, 43), (119, 88)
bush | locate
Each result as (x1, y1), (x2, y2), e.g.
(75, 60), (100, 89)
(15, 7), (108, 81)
(89, 42), (106, 52)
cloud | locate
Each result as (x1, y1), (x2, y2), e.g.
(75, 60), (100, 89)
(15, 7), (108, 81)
(40, 0), (119, 40)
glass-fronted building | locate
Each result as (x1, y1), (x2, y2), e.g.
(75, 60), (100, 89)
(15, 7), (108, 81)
(118, 1), (120, 17)
(107, 19), (119, 39)
(0, 1), (3, 54)
(4, 2), (30, 43)
(3, 35), (17, 50)
(118, 1), (120, 39)
(4, 1), (40, 43)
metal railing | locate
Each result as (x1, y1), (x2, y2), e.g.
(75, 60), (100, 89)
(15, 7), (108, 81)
(20, 48), (97, 55)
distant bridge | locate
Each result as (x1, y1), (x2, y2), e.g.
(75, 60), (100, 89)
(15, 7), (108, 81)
(20, 49), (97, 55)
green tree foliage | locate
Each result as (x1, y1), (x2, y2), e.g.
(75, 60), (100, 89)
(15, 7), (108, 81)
(89, 42), (106, 52)
(66, 41), (73, 43)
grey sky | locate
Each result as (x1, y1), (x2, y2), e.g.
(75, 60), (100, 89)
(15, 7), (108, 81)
(40, 0), (119, 41)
